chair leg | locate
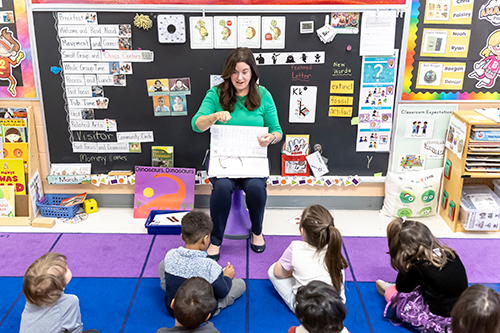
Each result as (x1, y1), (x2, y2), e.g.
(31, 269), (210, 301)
(223, 189), (251, 239)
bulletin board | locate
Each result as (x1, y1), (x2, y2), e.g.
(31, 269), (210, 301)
(33, 10), (405, 176)
(402, 0), (500, 100)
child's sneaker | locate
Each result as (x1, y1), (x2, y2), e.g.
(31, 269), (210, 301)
(376, 279), (395, 297)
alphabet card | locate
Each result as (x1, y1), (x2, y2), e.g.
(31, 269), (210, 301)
(261, 17), (285, 49)
(214, 16), (237, 49)
(238, 16), (261, 48)
(289, 86), (317, 123)
(190, 17), (214, 49)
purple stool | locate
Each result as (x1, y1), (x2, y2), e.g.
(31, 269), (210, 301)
(224, 188), (251, 240)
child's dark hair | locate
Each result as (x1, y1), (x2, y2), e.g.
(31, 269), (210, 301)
(295, 280), (347, 333)
(387, 218), (456, 273)
(181, 210), (213, 244)
(451, 284), (500, 333)
(300, 205), (348, 294)
(23, 252), (68, 307)
(173, 277), (217, 329)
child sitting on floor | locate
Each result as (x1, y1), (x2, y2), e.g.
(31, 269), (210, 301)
(268, 204), (348, 312)
(289, 280), (350, 333)
(157, 277), (220, 333)
(377, 217), (468, 333)
(20, 252), (100, 333)
(158, 210), (246, 317)
(451, 284), (500, 333)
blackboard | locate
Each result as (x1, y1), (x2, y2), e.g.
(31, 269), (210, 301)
(33, 11), (405, 176)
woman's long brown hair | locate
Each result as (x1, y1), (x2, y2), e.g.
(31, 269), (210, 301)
(217, 47), (261, 112)
(300, 205), (348, 293)
(387, 217), (456, 273)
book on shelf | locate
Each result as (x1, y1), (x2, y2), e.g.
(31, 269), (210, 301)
(0, 158), (25, 195)
(0, 185), (15, 217)
(465, 165), (500, 172)
(470, 129), (500, 141)
(2, 125), (27, 143)
(466, 155), (500, 161)
(3, 142), (28, 172)
(151, 146), (174, 167)
(468, 146), (500, 152)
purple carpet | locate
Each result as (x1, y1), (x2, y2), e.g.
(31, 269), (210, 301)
(343, 237), (397, 283)
(0, 233), (61, 276)
(142, 235), (247, 279)
(442, 238), (500, 284)
(51, 233), (154, 278)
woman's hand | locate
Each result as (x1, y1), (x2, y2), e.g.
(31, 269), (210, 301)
(257, 133), (275, 147)
(213, 111), (232, 123)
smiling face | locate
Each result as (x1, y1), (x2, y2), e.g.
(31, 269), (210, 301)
(176, 80), (183, 88)
(158, 97), (164, 106)
(174, 96), (182, 105)
(489, 43), (500, 56)
(231, 62), (252, 96)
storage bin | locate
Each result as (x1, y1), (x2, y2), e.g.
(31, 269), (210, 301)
(459, 185), (500, 231)
(36, 194), (80, 218)
(144, 210), (189, 235)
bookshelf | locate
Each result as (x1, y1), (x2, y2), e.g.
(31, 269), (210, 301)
(439, 110), (500, 232)
(0, 106), (41, 226)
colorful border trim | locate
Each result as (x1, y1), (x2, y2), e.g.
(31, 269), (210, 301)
(402, 0), (500, 100)
(32, 0), (406, 4)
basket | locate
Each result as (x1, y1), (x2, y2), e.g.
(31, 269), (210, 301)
(36, 194), (80, 218)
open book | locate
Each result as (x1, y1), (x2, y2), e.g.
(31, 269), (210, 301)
(208, 125), (269, 178)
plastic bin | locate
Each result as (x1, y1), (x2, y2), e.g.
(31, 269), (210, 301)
(36, 194), (80, 218)
(144, 210), (188, 235)
(459, 185), (500, 231)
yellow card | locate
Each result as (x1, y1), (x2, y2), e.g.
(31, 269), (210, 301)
(329, 107), (353, 117)
(416, 62), (466, 90)
(329, 95), (353, 105)
(330, 80), (354, 94)
(351, 117), (359, 125)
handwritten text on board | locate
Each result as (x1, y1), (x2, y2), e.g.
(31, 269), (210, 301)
(329, 95), (353, 105)
(330, 80), (354, 94)
(329, 107), (353, 117)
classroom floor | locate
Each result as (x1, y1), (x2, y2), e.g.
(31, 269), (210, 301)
(0, 209), (499, 333)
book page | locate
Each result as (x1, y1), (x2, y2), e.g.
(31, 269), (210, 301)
(210, 125), (268, 158)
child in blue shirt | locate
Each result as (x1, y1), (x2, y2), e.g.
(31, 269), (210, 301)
(159, 210), (246, 317)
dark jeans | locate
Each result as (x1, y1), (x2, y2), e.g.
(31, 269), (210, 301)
(209, 177), (267, 246)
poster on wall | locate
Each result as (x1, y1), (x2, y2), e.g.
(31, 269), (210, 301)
(356, 51), (398, 152)
(391, 104), (458, 173)
(0, 0), (35, 98)
(402, 0), (500, 100)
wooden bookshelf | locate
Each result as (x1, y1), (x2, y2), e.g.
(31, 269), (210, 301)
(440, 110), (500, 232)
(0, 106), (41, 226)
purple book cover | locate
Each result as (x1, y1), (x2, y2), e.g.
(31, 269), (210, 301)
(134, 166), (195, 218)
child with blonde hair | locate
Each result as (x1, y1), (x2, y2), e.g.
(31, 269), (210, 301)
(20, 252), (99, 333)
(377, 218), (468, 333)
(268, 205), (348, 312)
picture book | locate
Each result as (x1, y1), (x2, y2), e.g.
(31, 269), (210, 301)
(3, 143), (28, 172)
(152, 146), (174, 167)
(0, 159), (26, 194)
(60, 192), (87, 207)
(3, 125), (26, 143)
(0, 185), (15, 217)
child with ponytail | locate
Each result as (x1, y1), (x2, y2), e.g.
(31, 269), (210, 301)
(377, 217), (468, 333)
(268, 204), (348, 312)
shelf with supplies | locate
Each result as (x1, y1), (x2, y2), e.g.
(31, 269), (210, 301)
(0, 106), (43, 226)
(440, 110), (500, 232)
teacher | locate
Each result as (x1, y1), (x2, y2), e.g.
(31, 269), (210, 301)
(191, 47), (283, 261)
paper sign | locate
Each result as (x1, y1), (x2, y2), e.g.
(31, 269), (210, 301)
(306, 151), (329, 177)
(61, 50), (102, 62)
(97, 142), (130, 153)
(351, 117), (359, 125)
(60, 37), (91, 49)
(69, 119), (116, 131)
(116, 131), (154, 143)
(63, 62), (111, 74)
(329, 95), (353, 105)
(58, 25), (120, 37)
(72, 142), (99, 153)
(101, 50), (154, 62)
(330, 80), (354, 94)
(57, 12), (98, 25)
(68, 97), (108, 109)
(66, 86), (93, 97)
(329, 107), (353, 117)
(289, 86), (318, 123)
(65, 75), (85, 86)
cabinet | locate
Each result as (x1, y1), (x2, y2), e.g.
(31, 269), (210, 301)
(440, 110), (500, 232)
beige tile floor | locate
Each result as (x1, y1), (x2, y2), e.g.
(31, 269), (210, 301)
(0, 207), (499, 239)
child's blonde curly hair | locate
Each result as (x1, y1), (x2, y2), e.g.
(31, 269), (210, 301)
(23, 252), (68, 307)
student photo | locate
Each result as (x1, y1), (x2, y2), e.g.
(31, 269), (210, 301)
(154, 95), (171, 116)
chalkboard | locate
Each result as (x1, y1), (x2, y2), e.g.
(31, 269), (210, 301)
(33, 11), (405, 176)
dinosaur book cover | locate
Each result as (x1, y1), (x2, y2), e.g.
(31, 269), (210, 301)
(134, 166), (195, 219)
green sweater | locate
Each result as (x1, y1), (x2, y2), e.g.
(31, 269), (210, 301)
(191, 85), (283, 135)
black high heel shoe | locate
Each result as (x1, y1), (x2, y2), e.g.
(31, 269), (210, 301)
(250, 235), (266, 253)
